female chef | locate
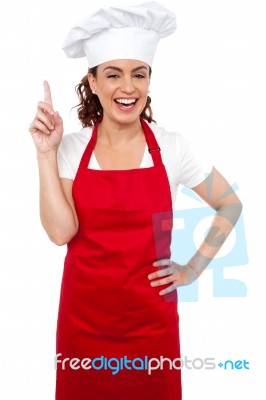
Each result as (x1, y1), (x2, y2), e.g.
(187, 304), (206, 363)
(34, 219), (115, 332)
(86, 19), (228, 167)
(28, 3), (242, 400)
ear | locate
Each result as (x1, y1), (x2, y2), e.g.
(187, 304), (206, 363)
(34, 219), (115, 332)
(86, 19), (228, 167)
(87, 73), (96, 93)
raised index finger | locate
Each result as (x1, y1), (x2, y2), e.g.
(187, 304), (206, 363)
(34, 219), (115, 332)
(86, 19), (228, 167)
(43, 80), (54, 109)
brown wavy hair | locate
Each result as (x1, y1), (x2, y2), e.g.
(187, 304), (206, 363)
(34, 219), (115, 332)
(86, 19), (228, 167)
(74, 66), (155, 127)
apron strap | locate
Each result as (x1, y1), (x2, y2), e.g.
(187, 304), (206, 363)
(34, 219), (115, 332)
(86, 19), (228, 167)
(78, 124), (98, 170)
(140, 119), (163, 166)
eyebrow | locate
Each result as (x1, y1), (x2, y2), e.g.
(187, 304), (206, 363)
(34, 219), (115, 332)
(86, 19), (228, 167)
(103, 65), (148, 73)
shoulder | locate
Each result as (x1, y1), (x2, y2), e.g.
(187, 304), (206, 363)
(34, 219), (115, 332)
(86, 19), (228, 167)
(146, 121), (191, 155)
(59, 126), (93, 155)
(147, 121), (213, 188)
(58, 126), (93, 165)
(57, 127), (93, 180)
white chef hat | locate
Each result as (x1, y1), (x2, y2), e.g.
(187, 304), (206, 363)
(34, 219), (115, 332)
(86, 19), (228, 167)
(62, 2), (177, 68)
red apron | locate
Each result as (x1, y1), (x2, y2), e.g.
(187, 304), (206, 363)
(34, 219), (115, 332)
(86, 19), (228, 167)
(56, 118), (182, 399)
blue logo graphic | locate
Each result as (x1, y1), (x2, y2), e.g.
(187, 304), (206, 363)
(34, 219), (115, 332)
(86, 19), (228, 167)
(153, 180), (248, 302)
(217, 359), (250, 370)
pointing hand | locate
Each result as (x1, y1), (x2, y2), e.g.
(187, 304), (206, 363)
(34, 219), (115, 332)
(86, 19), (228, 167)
(29, 81), (64, 153)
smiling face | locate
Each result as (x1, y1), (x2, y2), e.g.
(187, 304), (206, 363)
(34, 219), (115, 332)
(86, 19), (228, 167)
(88, 59), (150, 127)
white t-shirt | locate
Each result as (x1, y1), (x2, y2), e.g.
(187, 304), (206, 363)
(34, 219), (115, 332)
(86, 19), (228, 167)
(57, 121), (213, 205)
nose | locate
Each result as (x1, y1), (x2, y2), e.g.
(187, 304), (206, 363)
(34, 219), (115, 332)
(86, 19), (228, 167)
(120, 76), (135, 94)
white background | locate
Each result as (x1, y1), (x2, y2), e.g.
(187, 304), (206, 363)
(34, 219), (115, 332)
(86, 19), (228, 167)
(0, 0), (265, 398)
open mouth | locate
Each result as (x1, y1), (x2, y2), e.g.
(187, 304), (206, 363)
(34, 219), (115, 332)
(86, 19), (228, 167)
(114, 98), (138, 109)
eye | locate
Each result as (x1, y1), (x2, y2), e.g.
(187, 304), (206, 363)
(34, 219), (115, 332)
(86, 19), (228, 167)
(134, 74), (145, 79)
(107, 74), (120, 79)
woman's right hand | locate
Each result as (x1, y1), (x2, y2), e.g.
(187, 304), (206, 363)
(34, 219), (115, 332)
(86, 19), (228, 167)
(29, 81), (64, 154)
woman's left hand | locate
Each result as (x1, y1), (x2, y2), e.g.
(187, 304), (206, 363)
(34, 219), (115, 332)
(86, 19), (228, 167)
(147, 259), (201, 296)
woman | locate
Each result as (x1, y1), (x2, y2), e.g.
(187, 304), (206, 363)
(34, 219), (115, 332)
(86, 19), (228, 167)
(29, 3), (242, 399)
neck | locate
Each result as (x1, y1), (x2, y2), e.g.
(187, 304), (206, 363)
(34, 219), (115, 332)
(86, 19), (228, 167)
(97, 116), (143, 146)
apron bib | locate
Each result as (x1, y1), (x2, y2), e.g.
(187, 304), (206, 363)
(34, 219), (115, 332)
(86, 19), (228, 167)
(56, 119), (182, 399)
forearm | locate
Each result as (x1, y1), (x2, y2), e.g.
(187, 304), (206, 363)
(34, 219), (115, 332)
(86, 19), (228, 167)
(187, 202), (243, 275)
(37, 151), (78, 245)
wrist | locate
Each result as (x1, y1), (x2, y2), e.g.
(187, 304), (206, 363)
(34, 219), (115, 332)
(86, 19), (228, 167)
(37, 150), (58, 167)
(187, 262), (203, 277)
(37, 149), (58, 159)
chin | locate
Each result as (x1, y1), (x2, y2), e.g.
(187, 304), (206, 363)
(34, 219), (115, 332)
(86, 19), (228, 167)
(112, 112), (141, 126)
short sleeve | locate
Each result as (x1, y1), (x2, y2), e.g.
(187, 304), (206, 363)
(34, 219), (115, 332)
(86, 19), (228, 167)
(57, 147), (75, 180)
(177, 135), (213, 188)
(56, 128), (93, 180)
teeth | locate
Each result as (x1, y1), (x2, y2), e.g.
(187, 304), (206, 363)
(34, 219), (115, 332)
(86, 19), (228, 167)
(116, 99), (136, 105)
